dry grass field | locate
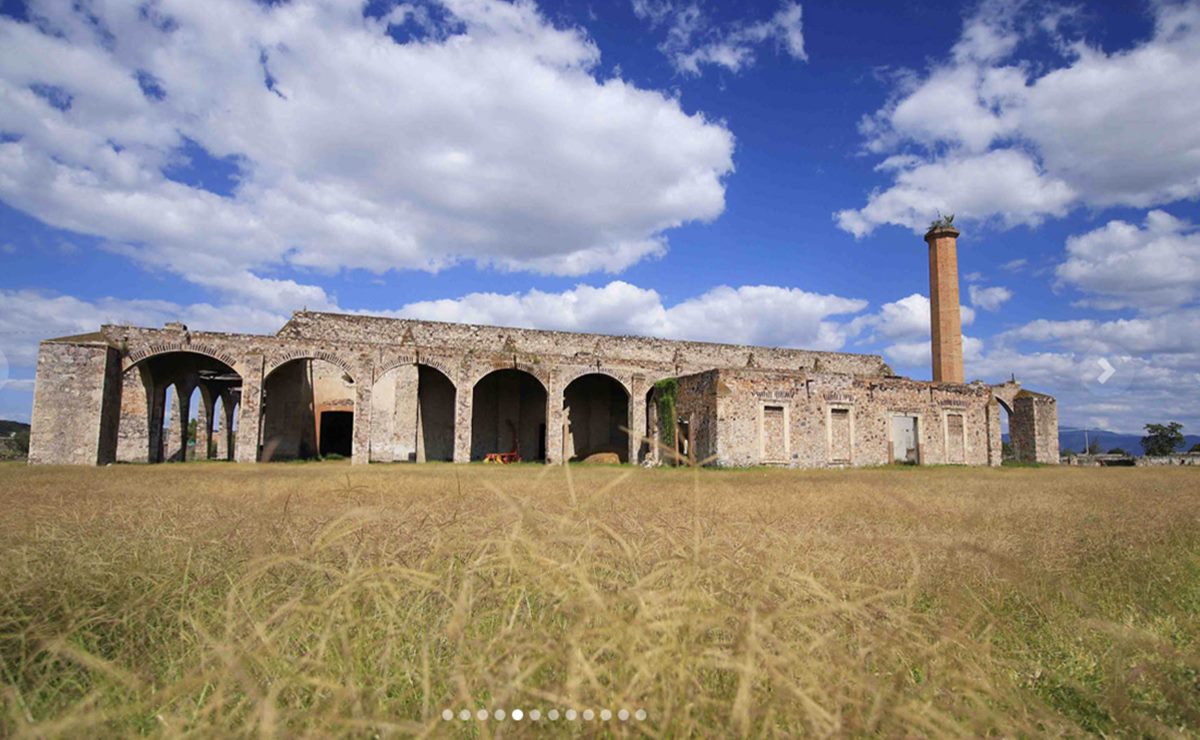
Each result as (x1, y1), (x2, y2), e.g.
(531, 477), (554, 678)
(1, 461), (1198, 737)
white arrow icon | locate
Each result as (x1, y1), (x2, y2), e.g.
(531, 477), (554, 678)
(1097, 358), (1116, 384)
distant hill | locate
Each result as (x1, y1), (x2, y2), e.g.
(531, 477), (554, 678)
(1058, 427), (1200, 456)
(1001, 427), (1200, 456)
(0, 420), (30, 436)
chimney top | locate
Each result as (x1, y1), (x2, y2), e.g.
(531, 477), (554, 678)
(924, 225), (960, 242)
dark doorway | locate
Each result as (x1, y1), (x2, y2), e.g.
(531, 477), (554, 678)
(418, 366), (456, 462)
(319, 411), (353, 457)
(563, 373), (630, 462)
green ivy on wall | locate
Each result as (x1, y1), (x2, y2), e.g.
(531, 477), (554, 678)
(654, 377), (678, 450)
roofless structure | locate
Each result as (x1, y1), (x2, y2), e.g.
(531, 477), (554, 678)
(28, 228), (1058, 468)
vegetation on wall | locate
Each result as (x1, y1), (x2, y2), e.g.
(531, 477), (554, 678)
(654, 377), (678, 450)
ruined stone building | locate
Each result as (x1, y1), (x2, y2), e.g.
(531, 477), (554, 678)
(28, 226), (1059, 468)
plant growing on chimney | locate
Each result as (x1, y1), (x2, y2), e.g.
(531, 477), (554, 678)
(929, 212), (955, 230)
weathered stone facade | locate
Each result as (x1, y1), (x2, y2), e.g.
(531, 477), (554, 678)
(666, 368), (1002, 468)
(28, 312), (1059, 468)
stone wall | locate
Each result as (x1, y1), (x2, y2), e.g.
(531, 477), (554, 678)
(277, 311), (890, 378)
(1010, 391), (1059, 465)
(675, 368), (995, 468)
(1136, 454), (1200, 466)
(29, 338), (122, 465)
(29, 313), (1056, 468)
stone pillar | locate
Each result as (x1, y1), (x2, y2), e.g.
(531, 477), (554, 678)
(177, 381), (194, 461)
(148, 381), (166, 463)
(646, 388), (660, 464)
(545, 373), (566, 465)
(225, 393), (238, 461)
(215, 399), (228, 461)
(235, 357), (264, 463)
(1010, 392), (1060, 465)
(195, 385), (213, 461)
(453, 376), (473, 463)
(925, 225), (964, 384)
(116, 364), (151, 463)
(351, 368), (373, 465)
(986, 399), (1003, 467)
(628, 378), (646, 465)
(166, 389), (185, 462)
(28, 341), (125, 466)
(393, 365), (419, 462)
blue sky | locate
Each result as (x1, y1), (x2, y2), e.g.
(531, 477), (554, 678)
(2, 0), (1199, 433)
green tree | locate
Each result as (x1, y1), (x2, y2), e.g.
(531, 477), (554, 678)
(1141, 422), (1184, 456)
(1107, 447), (1129, 456)
(1190, 442), (1200, 453)
(1086, 438), (1102, 455)
(13, 429), (29, 456)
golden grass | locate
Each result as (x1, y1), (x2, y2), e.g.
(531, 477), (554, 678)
(1, 461), (1198, 737)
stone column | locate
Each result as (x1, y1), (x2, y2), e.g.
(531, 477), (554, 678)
(235, 357), (264, 463)
(393, 365), (419, 462)
(225, 393), (238, 460)
(453, 373), (473, 463)
(176, 380), (195, 461)
(194, 385), (213, 461)
(628, 377), (646, 465)
(116, 364), (151, 463)
(166, 388), (186, 462)
(545, 372), (565, 465)
(28, 341), (124, 466)
(215, 399), (228, 461)
(351, 367), (373, 465)
(986, 399), (1003, 467)
(148, 381), (166, 463)
(646, 387), (660, 464)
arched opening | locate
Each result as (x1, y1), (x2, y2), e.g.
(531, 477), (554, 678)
(261, 358), (354, 461)
(997, 397), (1018, 462)
(116, 351), (242, 464)
(369, 364), (456, 463)
(645, 378), (681, 465)
(563, 373), (629, 462)
(471, 368), (547, 462)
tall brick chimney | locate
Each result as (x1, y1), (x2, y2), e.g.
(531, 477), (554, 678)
(925, 223), (964, 384)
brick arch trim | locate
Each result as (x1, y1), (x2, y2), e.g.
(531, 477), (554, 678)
(124, 342), (240, 373)
(265, 350), (356, 382)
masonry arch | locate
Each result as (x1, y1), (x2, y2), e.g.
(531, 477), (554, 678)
(261, 357), (356, 461)
(471, 368), (547, 462)
(563, 373), (630, 462)
(370, 363), (456, 462)
(124, 343), (240, 374)
(116, 350), (242, 464)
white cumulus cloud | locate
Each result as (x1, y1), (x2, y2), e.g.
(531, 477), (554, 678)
(968, 284), (1013, 311)
(0, 0), (735, 311)
(638, 1), (807, 76)
(838, 0), (1200, 236)
(1056, 210), (1200, 310)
